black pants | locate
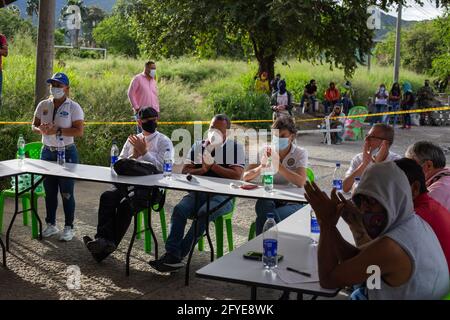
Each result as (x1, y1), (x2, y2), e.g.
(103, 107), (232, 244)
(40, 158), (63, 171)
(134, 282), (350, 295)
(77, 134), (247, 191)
(95, 187), (145, 247)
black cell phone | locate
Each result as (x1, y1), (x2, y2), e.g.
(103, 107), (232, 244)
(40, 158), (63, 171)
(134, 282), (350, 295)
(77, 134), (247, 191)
(243, 251), (283, 262)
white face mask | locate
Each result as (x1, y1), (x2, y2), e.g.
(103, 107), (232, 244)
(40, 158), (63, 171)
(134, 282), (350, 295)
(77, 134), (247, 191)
(51, 87), (65, 99)
(149, 69), (156, 78)
(207, 129), (223, 146)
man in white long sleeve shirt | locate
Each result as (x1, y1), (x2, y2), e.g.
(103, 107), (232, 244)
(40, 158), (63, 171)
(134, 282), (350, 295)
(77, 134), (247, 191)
(83, 108), (173, 262)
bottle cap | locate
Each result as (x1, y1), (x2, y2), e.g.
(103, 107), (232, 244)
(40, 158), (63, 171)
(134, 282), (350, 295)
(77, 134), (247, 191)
(266, 212), (275, 219)
(355, 177), (361, 181)
(336, 162), (341, 167)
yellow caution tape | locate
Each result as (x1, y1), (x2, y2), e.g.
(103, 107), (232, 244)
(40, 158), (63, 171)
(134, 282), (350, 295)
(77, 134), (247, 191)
(0, 106), (449, 125)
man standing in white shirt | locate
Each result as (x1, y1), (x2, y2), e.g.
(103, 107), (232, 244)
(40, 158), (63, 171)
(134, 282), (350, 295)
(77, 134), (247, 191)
(83, 108), (173, 262)
(343, 123), (401, 193)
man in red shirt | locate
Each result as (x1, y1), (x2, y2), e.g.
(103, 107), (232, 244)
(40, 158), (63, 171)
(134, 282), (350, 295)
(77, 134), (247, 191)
(0, 33), (8, 105)
(324, 82), (340, 114)
(395, 158), (450, 271)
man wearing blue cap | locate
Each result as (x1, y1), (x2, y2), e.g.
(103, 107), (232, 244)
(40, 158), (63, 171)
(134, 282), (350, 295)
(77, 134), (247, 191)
(31, 72), (85, 241)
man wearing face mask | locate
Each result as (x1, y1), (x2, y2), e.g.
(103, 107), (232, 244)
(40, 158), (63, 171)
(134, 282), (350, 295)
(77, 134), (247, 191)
(83, 108), (173, 262)
(244, 117), (308, 235)
(31, 73), (84, 241)
(128, 61), (159, 132)
(406, 141), (450, 212)
(149, 114), (245, 272)
(305, 162), (449, 300)
(342, 123), (400, 193)
(271, 79), (293, 121)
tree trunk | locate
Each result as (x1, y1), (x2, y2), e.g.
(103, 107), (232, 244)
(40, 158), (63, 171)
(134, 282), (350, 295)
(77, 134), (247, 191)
(35, 0), (55, 106)
(256, 54), (276, 82)
(250, 35), (276, 82)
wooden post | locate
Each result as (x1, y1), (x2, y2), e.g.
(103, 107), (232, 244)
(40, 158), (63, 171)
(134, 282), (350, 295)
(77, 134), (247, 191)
(34, 0), (56, 106)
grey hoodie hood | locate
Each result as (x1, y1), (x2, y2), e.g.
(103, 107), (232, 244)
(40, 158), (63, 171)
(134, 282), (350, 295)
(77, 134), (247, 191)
(353, 161), (415, 236)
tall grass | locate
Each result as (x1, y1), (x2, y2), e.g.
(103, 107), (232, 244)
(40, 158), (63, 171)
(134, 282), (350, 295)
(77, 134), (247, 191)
(0, 37), (428, 165)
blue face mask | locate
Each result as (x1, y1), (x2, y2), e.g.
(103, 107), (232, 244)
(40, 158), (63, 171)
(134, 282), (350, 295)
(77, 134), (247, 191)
(273, 137), (290, 151)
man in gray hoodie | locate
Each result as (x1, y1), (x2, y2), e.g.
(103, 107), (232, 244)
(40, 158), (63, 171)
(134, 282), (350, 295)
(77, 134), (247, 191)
(305, 161), (449, 300)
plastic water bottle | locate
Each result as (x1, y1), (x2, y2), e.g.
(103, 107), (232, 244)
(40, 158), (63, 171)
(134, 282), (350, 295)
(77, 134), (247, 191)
(57, 136), (65, 166)
(332, 162), (343, 191)
(310, 208), (320, 245)
(352, 176), (361, 195)
(110, 140), (119, 169)
(262, 213), (278, 269)
(263, 156), (274, 193)
(17, 134), (25, 161)
(163, 148), (173, 179)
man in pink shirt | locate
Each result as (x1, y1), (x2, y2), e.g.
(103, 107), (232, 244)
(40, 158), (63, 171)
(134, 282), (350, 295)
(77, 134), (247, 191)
(128, 61), (160, 115)
(406, 141), (450, 212)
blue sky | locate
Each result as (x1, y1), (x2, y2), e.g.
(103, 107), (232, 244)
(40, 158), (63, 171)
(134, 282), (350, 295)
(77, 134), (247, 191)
(386, 0), (445, 21)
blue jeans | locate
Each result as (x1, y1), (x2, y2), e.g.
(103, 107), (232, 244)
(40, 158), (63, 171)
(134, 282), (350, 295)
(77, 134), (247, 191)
(165, 192), (233, 260)
(255, 199), (303, 235)
(370, 104), (387, 125)
(341, 97), (353, 114)
(402, 105), (412, 127)
(300, 95), (316, 112)
(41, 144), (79, 228)
(387, 101), (400, 126)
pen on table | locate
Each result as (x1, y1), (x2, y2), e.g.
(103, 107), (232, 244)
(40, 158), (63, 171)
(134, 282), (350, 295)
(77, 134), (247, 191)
(286, 267), (311, 277)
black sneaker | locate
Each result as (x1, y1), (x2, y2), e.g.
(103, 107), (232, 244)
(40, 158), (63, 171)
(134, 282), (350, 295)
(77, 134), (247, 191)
(84, 236), (116, 263)
(148, 253), (185, 273)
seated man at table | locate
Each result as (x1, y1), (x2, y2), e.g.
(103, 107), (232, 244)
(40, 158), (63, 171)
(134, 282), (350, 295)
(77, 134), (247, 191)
(394, 158), (450, 271)
(244, 117), (308, 235)
(83, 108), (173, 262)
(342, 123), (400, 193)
(405, 141), (450, 212)
(149, 114), (245, 272)
(305, 162), (449, 300)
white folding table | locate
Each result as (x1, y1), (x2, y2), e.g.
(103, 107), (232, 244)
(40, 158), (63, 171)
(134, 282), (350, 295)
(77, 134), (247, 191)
(196, 204), (355, 300)
(0, 164), (22, 267)
(0, 159), (308, 285)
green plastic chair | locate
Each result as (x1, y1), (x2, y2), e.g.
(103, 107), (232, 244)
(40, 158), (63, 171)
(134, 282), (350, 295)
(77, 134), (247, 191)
(344, 106), (368, 141)
(0, 142), (45, 239)
(136, 189), (168, 254)
(247, 167), (315, 241)
(198, 197), (236, 258)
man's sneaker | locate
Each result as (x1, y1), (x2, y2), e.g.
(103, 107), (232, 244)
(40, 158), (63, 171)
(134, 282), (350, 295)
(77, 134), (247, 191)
(148, 253), (185, 273)
(42, 224), (60, 238)
(85, 237), (116, 263)
(59, 226), (74, 242)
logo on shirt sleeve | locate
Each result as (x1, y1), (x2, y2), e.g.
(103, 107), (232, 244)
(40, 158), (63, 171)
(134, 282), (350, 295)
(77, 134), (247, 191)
(287, 158), (295, 167)
(43, 109), (49, 116)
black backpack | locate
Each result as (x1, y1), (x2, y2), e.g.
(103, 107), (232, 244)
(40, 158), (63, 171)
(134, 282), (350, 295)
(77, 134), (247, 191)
(113, 158), (165, 212)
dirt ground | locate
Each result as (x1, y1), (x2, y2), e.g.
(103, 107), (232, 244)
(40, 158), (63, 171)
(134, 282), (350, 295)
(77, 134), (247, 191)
(1, 124), (449, 300)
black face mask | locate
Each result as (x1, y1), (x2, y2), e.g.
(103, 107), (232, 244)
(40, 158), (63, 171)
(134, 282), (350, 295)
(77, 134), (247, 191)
(141, 120), (157, 133)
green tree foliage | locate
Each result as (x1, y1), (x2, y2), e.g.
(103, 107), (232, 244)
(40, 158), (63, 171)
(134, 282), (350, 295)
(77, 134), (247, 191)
(127, 0), (449, 80)
(431, 12), (450, 82)
(82, 6), (107, 46)
(374, 20), (442, 74)
(92, 15), (139, 57)
(375, 11), (449, 86)
(0, 6), (36, 39)
(25, 0), (39, 19)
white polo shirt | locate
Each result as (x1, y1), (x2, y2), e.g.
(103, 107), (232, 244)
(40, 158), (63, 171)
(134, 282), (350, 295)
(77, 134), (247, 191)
(274, 145), (308, 185)
(34, 98), (84, 147)
(345, 151), (401, 178)
(119, 131), (173, 173)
